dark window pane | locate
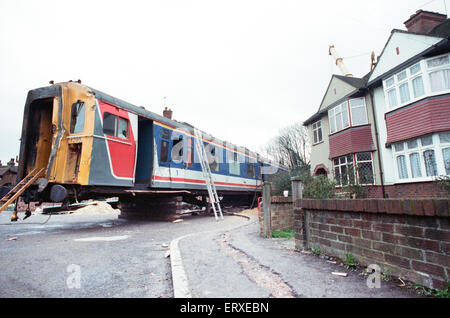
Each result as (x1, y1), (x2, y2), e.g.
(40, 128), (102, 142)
(118, 117), (128, 139)
(70, 101), (85, 134)
(356, 152), (371, 161)
(161, 129), (170, 140)
(247, 164), (255, 178)
(357, 162), (374, 184)
(334, 167), (341, 185)
(103, 112), (116, 136)
(423, 150), (437, 176)
(160, 140), (169, 163)
(341, 165), (348, 185)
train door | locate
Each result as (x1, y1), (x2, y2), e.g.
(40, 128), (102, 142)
(23, 97), (57, 177)
(135, 117), (154, 185)
(98, 100), (137, 180)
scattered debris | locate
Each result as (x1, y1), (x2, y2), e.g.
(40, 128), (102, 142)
(7, 237), (17, 241)
(332, 272), (348, 277)
(398, 278), (406, 287)
(162, 243), (169, 248)
(165, 251), (171, 258)
(172, 219), (183, 223)
(327, 260), (337, 264)
(301, 250), (311, 254)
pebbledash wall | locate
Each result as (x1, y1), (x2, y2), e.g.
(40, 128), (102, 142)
(294, 198), (449, 289)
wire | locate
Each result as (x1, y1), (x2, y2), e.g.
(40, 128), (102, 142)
(417, 0), (438, 9)
(343, 51), (373, 60)
(0, 214), (52, 225)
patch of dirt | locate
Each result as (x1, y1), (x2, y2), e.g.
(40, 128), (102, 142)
(217, 232), (298, 298)
(73, 201), (120, 215)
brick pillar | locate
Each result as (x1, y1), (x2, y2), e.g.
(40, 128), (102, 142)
(292, 177), (308, 250)
(262, 182), (272, 238)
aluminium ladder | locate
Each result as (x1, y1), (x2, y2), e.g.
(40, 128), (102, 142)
(0, 167), (46, 214)
(193, 128), (224, 221)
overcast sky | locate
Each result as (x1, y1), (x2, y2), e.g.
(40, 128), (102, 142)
(0, 0), (448, 164)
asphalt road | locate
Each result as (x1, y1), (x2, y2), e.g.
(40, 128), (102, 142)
(0, 208), (248, 298)
(0, 208), (421, 298)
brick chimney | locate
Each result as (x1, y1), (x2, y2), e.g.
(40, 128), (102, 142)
(7, 158), (15, 167)
(404, 10), (447, 34)
(163, 107), (173, 120)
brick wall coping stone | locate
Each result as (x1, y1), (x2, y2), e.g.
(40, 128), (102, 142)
(271, 196), (293, 203)
(297, 198), (449, 217)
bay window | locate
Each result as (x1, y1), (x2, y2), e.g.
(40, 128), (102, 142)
(393, 131), (450, 181)
(328, 97), (368, 134)
(333, 152), (374, 186)
(383, 53), (450, 110)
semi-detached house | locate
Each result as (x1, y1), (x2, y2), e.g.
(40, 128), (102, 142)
(304, 10), (450, 198)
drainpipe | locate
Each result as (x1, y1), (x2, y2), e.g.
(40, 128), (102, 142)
(369, 88), (386, 198)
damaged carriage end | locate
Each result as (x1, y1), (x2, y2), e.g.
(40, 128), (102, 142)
(10, 82), (95, 221)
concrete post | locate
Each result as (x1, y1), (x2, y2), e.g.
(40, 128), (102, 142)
(262, 182), (272, 238)
(291, 177), (308, 250)
(291, 177), (303, 202)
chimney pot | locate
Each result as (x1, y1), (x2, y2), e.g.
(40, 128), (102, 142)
(404, 10), (447, 34)
(163, 107), (173, 120)
(7, 158), (15, 167)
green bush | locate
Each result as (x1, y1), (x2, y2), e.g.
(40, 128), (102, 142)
(434, 175), (450, 197)
(302, 175), (336, 199)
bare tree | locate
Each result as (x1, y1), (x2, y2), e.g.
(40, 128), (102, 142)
(262, 122), (310, 174)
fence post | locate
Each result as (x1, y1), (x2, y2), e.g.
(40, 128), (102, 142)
(262, 182), (272, 238)
(291, 177), (303, 202)
(291, 177), (308, 250)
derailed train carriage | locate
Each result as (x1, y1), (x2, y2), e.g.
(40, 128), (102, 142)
(2, 81), (286, 221)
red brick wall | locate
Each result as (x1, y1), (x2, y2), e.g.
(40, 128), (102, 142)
(296, 198), (449, 289)
(259, 196), (294, 236)
(385, 182), (447, 198)
(334, 183), (446, 199)
(0, 171), (17, 187)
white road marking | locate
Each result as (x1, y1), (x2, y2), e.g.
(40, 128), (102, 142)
(73, 235), (129, 242)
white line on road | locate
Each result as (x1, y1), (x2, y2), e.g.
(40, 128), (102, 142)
(73, 235), (129, 242)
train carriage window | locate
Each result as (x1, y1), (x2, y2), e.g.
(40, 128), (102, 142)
(229, 148), (240, 175)
(160, 128), (171, 164)
(118, 117), (128, 139)
(172, 136), (183, 163)
(103, 112), (129, 139)
(208, 144), (220, 172)
(247, 163), (255, 178)
(160, 140), (170, 163)
(70, 100), (85, 134)
(103, 112), (117, 136)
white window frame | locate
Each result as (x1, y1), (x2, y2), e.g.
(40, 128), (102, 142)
(328, 97), (368, 134)
(383, 53), (450, 112)
(312, 120), (323, 144)
(393, 131), (450, 183)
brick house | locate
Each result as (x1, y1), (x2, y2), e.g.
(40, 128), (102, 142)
(304, 10), (450, 198)
(0, 159), (18, 187)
